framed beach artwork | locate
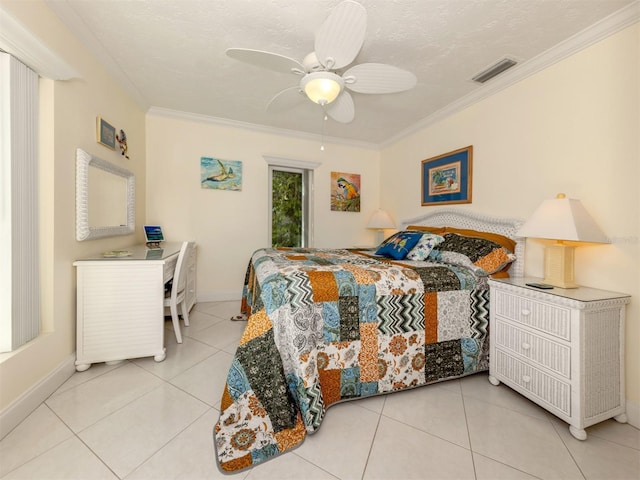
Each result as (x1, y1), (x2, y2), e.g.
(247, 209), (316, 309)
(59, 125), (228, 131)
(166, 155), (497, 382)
(421, 146), (473, 206)
(331, 171), (360, 212)
(201, 157), (242, 191)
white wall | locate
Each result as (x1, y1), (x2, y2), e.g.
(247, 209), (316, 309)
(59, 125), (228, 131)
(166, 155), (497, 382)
(0, 0), (147, 425)
(145, 113), (381, 300)
(380, 24), (640, 418)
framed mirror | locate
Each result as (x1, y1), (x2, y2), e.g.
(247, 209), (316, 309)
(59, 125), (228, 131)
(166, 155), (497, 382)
(76, 148), (135, 241)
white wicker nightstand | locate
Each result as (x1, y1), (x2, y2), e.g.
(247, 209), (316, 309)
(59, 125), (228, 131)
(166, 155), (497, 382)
(488, 277), (630, 440)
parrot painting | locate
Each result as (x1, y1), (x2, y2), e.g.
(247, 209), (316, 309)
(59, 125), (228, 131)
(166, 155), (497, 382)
(336, 177), (360, 199)
(331, 172), (361, 212)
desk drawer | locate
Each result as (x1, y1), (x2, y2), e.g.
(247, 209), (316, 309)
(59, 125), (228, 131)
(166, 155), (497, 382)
(492, 290), (571, 341)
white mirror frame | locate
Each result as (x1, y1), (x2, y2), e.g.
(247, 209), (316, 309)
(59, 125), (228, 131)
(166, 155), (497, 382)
(76, 148), (135, 241)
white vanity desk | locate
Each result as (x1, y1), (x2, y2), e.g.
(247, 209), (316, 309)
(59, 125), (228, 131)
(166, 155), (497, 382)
(73, 242), (183, 371)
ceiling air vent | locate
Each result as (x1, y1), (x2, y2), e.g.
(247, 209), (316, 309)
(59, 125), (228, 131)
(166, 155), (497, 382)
(472, 57), (518, 84)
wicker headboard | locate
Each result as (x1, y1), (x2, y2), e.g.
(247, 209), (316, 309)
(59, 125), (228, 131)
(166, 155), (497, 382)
(400, 209), (525, 278)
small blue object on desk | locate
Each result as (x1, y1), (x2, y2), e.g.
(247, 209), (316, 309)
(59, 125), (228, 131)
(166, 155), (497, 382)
(144, 225), (164, 242)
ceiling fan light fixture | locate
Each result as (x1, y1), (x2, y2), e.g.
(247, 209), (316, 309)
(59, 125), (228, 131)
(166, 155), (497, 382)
(301, 72), (344, 105)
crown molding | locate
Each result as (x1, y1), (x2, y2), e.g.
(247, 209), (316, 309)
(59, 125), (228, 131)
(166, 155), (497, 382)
(380, 1), (640, 149)
(151, 1), (638, 152)
(0, 4), (78, 79)
(41, 0), (639, 150)
(44, 0), (149, 109)
(146, 106), (379, 151)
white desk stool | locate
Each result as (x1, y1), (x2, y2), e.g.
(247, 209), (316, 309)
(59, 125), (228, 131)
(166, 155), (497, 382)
(74, 242), (184, 371)
(165, 241), (196, 343)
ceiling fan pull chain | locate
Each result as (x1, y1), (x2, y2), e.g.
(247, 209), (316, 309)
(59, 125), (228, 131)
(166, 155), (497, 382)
(320, 111), (328, 151)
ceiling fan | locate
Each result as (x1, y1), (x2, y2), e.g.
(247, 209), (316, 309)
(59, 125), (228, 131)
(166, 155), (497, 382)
(226, 0), (417, 124)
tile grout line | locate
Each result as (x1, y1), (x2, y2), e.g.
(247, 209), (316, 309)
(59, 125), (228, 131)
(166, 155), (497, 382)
(52, 403), (122, 480)
(359, 396), (386, 480)
(460, 386), (553, 480)
(549, 416), (588, 480)
(460, 385), (479, 480)
(124, 406), (215, 480)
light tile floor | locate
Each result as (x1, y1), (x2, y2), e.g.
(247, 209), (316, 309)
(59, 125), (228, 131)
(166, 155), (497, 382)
(1, 301), (639, 480)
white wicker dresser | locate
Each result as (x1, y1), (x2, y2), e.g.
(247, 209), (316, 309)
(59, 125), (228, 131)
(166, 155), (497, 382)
(488, 277), (630, 440)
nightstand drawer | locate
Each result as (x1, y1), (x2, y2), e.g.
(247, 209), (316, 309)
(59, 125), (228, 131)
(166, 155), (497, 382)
(494, 319), (571, 378)
(492, 290), (571, 341)
(494, 349), (571, 416)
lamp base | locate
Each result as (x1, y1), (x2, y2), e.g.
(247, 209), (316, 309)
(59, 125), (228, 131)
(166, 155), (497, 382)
(543, 243), (578, 288)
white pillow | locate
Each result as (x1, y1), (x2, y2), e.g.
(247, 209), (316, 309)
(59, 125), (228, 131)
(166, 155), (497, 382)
(406, 233), (445, 261)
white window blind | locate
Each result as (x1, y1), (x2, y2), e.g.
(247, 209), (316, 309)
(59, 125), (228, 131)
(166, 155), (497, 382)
(0, 52), (40, 352)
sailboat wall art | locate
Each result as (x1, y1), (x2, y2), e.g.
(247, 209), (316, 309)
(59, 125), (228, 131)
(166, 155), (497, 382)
(201, 157), (243, 191)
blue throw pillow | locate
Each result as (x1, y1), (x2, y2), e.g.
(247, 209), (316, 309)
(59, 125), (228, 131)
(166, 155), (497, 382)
(375, 231), (423, 260)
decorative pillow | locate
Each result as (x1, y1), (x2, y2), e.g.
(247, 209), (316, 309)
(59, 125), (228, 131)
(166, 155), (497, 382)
(444, 227), (516, 254)
(406, 233), (445, 261)
(375, 231), (424, 260)
(377, 231), (402, 248)
(376, 229), (420, 249)
(487, 254), (518, 278)
(406, 225), (516, 253)
(428, 233), (516, 275)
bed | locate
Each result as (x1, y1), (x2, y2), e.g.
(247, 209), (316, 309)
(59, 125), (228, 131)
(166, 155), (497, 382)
(214, 209), (524, 473)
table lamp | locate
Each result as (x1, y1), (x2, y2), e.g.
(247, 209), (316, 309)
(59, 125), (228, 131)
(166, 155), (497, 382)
(367, 209), (396, 244)
(516, 193), (610, 288)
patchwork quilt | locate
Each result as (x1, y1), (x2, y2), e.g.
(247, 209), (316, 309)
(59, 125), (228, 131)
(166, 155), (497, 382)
(214, 247), (490, 473)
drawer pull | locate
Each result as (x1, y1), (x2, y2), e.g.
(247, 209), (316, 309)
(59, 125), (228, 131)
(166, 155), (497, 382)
(522, 375), (531, 383)
(521, 309), (531, 316)
(521, 342), (531, 351)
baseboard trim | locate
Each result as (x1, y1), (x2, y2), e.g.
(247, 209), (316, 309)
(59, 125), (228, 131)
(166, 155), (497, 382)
(626, 399), (639, 429)
(0, 354), (76, 440)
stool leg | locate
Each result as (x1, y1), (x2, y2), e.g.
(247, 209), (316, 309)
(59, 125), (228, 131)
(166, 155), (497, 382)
(181, 301), (190, 327)
(170, 303), (182, 343)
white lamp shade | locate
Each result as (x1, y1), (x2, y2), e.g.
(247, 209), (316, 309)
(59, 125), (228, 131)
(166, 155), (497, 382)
(517, 194), (609, 244)
(367, 209), (396, 229)
(301, 72), (344, 105)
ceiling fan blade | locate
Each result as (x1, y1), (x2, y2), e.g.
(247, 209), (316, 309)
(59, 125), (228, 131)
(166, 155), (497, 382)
(226, 48), (304, 74)
(267, 86), (306, 112)
(314, 0), (366, 70)
(343, 63), (417, 94)
(325, 91), (355, 123)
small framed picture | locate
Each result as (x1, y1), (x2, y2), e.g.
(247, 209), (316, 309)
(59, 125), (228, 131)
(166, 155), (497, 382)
(96, 117), (116, 150)
(200, 157), (243, 191)
(421, 146), (473, 206)
(330, 171), (361, 212)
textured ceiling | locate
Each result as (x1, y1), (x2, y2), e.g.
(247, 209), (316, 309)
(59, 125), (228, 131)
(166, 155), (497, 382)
(45, 0), (636, 147)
